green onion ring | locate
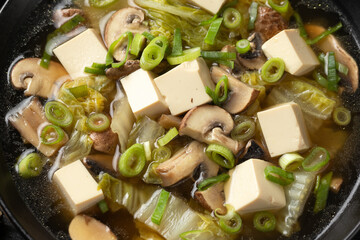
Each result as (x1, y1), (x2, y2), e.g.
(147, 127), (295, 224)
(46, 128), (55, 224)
(98, 200), (109, 213)
(279, 153), (304, 172)
(215, 204), (242, 234)
(223, 8), (242, 29)
(264, 166), (294, 186)
(152, 146), (172, 163)
(204, 18), (223, 45)
(302, 147), (330, 172)
(40, 124), (65, 145)
(130, 33), (146, 57)
(253, 211), (276, 232)
(206, 144), (235, 169)
(167, 47), (201, 65)
(332, 107), (351, 126)
(248, 2), (259, 30)
(197, 173), (230, 191)
(118, 143), (146, 177)
(140, 44), (165, 70)
(17, 152), (43, 178)
(86, 113), (110, 132)
(157, 127), (179, 147)
(236, 39), (251, 54)
(261, 58), (285, 83)
(268, 0), (289, 14)
(231, 120), (255, 142)
(45, 101), (73, 128)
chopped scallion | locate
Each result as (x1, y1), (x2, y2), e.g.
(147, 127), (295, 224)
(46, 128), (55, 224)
(205, 75), (229, 106)
(279, 153), (304, 172)
(167, 47), (201, 65)
(84, 67), (106, 75)
(40, 124), (65, 145)
(236, 39), (251, 54)
(314, 171), (333, 213)
(68, 85), (89, 98)
(118, 143), (146, 177)
(261, 58), (285, 83)
(293, 11), (308, 39)
(171, 28), (183, 56)
(45, 101), (73, 128)
(248, 2), (259, 30)
(200, 14), (218, 26)
(206, 144), (235, 169)
(141, 36), (169, 70)
(157, 127), (178, 147)
(204, 18), (223, 45)
(142, 31), (155, 41)
(180, 230), (210, 239)
(152, 146), (172, 163)
(143, 141), (152, 161)
(86, 113), (110, 132)
(131, 33), (146, 57)
(332, 107), (351, 126)
(306, 22), (343, 45)
(231, 120), (255, 142)
(197, 173), (230, 191)
(17, 152), (43, 178)
(223, 8), (242, 29)
(218, 60), (235, 69)
(106, 31), (133, 68)
(201, 51), (236, 60)
(264, 166), (294, 186)
(268, 0), (289, 14)
(253, 211), (276, 232)
(318, 53), (349, 76)
(326, 52), (338, 91)
(215, 204), (242, 234)
(98, 200), (109, 213)
(302, 147), (330, 172)
(151, 189), (170, 225)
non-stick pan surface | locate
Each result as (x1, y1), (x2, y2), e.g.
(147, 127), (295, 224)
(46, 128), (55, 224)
(0, 0), (360, 239)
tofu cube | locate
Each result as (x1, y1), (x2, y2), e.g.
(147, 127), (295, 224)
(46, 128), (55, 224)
(262, 29), (319, 76)
(154, 58), (215, 115)
(121, 69), (169, 119)
(53, 160), (104, 214)
(53, 29), (108, 79)
(187, 0), (227, 14)
(257, 102), (312, 158)
(224, 159), (286, 214)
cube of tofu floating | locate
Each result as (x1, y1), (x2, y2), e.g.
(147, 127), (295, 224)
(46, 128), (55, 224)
(224, 159), (286, 215)
(154, 58), (215, 115)
(53, 160), (104, 215)
(121, 69), (169, 119)
(257, 102), (311, 158)
(187, 0), (227, 14)
(262, 29), (319, 76)
(53, 29), (108, 79)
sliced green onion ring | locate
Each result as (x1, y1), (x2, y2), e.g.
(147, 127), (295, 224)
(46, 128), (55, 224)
(157, 127), (178, 147)
(140, 44), (165, 70)
(314, 171), (333, 213)
(205, 75), (229, 106)
(236, 39), (251, 54)
(68, 85), (89, 98)
(302, 147), (330, 172)
(142, 31), (155, 41)
(279, 153), (304, 172)
(313, 69), (329, 89)
(332, 107), (351, 126)
(306, 22), (343, 45)
(86, 113), (110, 132)
(204, 18), (223, 45)
(92, 62), (107, 69)
(84, 67), (106, 75)
(201, 51), (236, 60)
(106, 31), (133, 68)
(264, 166), (294, 186)
(206, 144), (235, 169)
(118, 143), (146, 177)
(167, 47), (201, 65)
(98, 200), (109, 213)
(171, 28), (183, 56)
(218, 60), (235, 69)
(130, 33), (146, 57)
(253, 211), (276, 232)
(231, 120), (255, 142)
(200, 14), (218, 26)
(261, 58), (285, 83)
(45, 101), (73, 128)
(268, 0), (289, 14)
(151, 189), (170, 225)
(318, 53), (349, 75)
(152, 146), (172, 163)
(17, 152), (43, 178)
(248, 2), (259, 30)
(215, 204), (242, 234)
(197, 173), (230, 191)
(223, 8), (242, 29)
(40, 124), (65, 145)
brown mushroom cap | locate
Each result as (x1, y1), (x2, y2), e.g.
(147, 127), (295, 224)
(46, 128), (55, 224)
(89, 128), (118, 154)
(69, 215), (117, 240)
(305, 24), (358, 92)
(237, 33), (267, 70)
(210, 66), (260, 114)
(104, 7), (149, 61)
(179, 105), (242, 154)
(11, 58), (68, 99)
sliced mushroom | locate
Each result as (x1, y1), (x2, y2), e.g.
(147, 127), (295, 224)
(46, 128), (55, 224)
(53, 8), (84, 28)
(83, 154), (116, 175)
(11, 58), (68, 99)
(105, 8), (149, 61)
(330, 176), (343, 194)
(89, 128), (118, 154)
(195, 183), (226, 214)
(220, 45), (244, 79)
(106, 60), (141, 80)
(199, 157), (220, 179)
(304, 24), (358, 92)
(239, 139), (269, 162)
(158, 114), (182, 130)
(237, 33), (267, 70)
(69, 215), (117, 240)
(156, 141), (207, 187)
(7, 97), (68, 157)
(179, 105), (242, 154)
(255, 6), (288, 41)
(210, 66), (260, 114)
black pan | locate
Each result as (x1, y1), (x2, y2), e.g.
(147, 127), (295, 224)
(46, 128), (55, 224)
(0, 0), (360, 239)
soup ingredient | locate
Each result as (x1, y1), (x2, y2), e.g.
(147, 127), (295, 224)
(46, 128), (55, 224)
(156, 141), (206, 187)
(40, 124), (66, 145)
(171, 28), (183, 56)
(324, 52), (338, 91)
(239, 139), (268, 161)
(152, 146), (171, 163)
(330, 176), (343, 194)
(131, 33), (147, 57)
(206, 144), (235, 169)
(302, 147), (330, 172)
(248, 2), (259, 30)
(231, 119), (256, 142)
(105, 60), (141, 80)
(53, 29), (108, 79)
(210, 67), (260, 114)
(167, 47), (202, 65)
(104, 8), (148, 61)
(11, 58), (68, 99)
(215, 204), (242, 234)
(89, 129), (118, 154)
(257, 102), (312, 158)
(68, 214), (116, 240)
(198, 173), (230, 191)
(179, 230), (212, 240)
(118, 143), (146, 177)
(86, 113), (110, 132)
(223, 8), (242, 29)
(157, 127), (178, 147)
(89, 0), (117, 8)
(204, 18), (223, 45)
(205, 75), (229, 106)
(195, 183), (226, 214)
(224, 159), (286, 214)
(318, 53), (349, 75)
(68, 85), (89, 98)
(276, 170), (316, 237)
(333, 107), (351, 126)
(306, 23), (343, 45)
(157, 114), (182, 129)
(188, 0), (227, 15)
(151, 189), (170, 225)
(264, 166), (294, 186)
(268, 0), (289, 14)
(154, 58), (215, 116)
(253, 211), (276, 232)
(45, 101), (73, 127)
(140, 36), (169, 70)
(236, 39), (251, 54)
(106, 31), (133, 68)
(237, 33), (266, 70)
(314, 171), (333, 213)
(279, 153), (304, 172)
(98, 200), (109, 213)
(260, 58), (285, 83)
(53, 160), (104, 214)
(179, 105), (241, 154)
(262, 29), (320, 76)
(255, 6), (288, 41)
(17, 152), (43, 178)
(7, 98), (67, 157)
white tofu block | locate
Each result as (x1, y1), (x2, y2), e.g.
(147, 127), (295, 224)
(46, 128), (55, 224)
(188, 0), (227, 14)
(224, 159), (286, 215)
(154, 58), (215, 115)
(257, 102), (312, 158)
(262, 29), (319, 76)
(121, 69), (169, 119)
(53, 160), (104, 215)
(53, 29), (108, 79)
